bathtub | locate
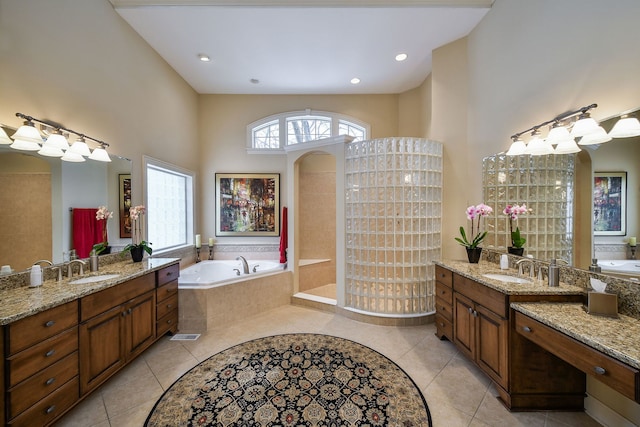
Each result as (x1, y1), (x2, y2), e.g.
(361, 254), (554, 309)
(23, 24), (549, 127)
(178, 260), (285, 289)
(597, 260), (640, 276)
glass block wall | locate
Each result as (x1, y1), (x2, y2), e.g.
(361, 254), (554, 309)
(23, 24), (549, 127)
(482, 154), (575, 263)
(345, 138), (442, 316)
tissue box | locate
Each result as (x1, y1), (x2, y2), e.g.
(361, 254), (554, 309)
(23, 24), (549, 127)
(586, 292), (618, 317)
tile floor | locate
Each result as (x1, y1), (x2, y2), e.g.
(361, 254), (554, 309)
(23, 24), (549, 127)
(54, 304), (603, 427)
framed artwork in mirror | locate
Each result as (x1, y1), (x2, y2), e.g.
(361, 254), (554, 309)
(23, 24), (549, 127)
(593, 172), (626, 236)
(119, 174), (132, 238)
(215, 173), (280, 236)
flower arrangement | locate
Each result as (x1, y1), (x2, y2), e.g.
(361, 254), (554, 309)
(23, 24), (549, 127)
(503, 203), (530, 249)
(93, 205), (113, 255)
(122, 205), (153, 257)
(455, 203), (493, 249)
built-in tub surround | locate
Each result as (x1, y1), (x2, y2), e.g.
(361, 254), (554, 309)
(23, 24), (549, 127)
(178, 260), (284, 289)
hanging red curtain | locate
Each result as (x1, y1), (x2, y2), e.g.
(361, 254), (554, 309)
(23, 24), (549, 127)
(279, 206), (288, 263)
(72, 208), (102, 258)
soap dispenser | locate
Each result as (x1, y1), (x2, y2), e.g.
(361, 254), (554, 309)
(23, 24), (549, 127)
(90, 249), (99, 272)
(548, 259), (560, 287)
(29, 265), (42, 288)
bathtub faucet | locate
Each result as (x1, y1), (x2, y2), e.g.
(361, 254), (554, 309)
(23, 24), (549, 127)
(236, 256), (249, 274)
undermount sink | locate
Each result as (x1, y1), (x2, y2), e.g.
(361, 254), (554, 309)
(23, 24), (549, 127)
(482, 273), (532, 284)
(69, 274), (120, 284)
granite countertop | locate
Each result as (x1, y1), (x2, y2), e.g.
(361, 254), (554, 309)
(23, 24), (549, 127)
(435, 259), (585, 295)
(511, 302), (640, 370)
(0, 257), (180, 325)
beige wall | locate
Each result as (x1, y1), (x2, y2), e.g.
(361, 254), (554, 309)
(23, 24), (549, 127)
(0, 0), (200, 208)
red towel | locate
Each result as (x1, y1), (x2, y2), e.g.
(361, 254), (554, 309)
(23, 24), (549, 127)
(279, 206), (288, 263)
(73, 208), (103, 258)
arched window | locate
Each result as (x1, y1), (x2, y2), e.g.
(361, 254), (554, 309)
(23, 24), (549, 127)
(248, 110), (369, 152)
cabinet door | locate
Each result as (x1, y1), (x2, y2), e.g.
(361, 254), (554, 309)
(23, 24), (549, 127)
(124, 291), (156, 361)
(476, 304), (508, 389)
(453, 292), (475, 360)
(79, 306), (125, 395)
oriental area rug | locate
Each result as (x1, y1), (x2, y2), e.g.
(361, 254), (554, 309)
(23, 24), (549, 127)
(145, 333), (433, 426)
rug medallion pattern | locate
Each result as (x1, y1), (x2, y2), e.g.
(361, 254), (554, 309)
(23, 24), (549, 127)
(146, 334), (432, 426)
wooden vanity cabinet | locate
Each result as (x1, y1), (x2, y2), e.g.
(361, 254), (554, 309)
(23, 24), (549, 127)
(3, 301), (79, 426)
(79, 273), (156, 395)
(156, 264), (179, 336)
(434, 265), (453, 340)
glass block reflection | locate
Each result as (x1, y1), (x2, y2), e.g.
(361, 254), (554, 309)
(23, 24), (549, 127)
(345, 138), (442, 315)
(482, 154), (574, 263)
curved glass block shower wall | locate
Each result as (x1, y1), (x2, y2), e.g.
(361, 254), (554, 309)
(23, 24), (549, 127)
(482, 154), (575, 263)
(345, 138), (442, 316)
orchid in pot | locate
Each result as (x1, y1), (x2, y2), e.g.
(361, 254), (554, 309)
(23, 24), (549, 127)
(455, 203), (493, 263)
(122, 205), (152, 262)
(503, 203), (531, 255)
(93, 206), (113, 255)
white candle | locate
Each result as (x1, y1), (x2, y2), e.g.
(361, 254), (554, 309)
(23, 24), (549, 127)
(209, 237), (214, 247)
(195, 234), (201, 248)
(630, 237), (636, 246)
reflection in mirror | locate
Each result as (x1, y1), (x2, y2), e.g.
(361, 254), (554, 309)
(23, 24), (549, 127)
(0, 125), (132, 273)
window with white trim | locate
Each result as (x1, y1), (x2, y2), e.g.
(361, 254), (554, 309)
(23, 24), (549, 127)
(248, 110), (369, 151)
(144, 156), (195, 252)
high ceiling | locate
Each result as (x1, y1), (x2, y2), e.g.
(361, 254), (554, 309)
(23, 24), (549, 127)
(110, 0), (492, 94)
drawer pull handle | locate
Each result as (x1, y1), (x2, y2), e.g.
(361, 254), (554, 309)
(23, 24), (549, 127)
(45, 377), (56, 386)
(45, 405), (56, 414)
(45, 349), (56, 357)
(167, 304), (172, 309)
(167, 319), (172, 324)
(167, 272), (173, 276)
(468, 307), (473, 314)
(594, 366), (606, 375)
(522, 326), (532, 333)
(45, 320), (55, 327)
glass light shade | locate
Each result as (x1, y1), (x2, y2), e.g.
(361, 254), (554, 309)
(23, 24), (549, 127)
(68, 138), (91, 156)
(546, 125), (571, 143)
(554, 138), (581, 154)
(506, 139), (527, 156)
(61, 150), (86, 162)
(570, 114), (600, 137)
(608, 116), (640, 138)
(45, 132), (69, 150)
(0, 127), (12, 145)
(525, 135), (554, 156)
(10, 123), (42, 151)
(88, 147), (111, 162)
(38, 143), (64, 157)
(578, 127), (612, 145)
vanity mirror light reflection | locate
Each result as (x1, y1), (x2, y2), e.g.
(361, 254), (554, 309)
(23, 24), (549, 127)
(0, 125), (132, 273)
(482, 107), (640, 275)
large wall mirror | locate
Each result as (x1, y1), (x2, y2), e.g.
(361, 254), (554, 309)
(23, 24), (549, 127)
(482, 106), (639, 280)
(0, 125), (132, 273)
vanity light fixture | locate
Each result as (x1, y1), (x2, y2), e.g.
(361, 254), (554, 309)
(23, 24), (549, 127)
(524, 129), (553, 156)
(578, 126), (612, 145)
(608, 115), (640, 138)
(8, 113), (111, 162)
(506, 136), (526, 156)
(570, 111), (601, 137)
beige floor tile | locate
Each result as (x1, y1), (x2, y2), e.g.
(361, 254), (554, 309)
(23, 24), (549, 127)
(101, 368), (164, 419)
(546, 411), (604, 427)
(106, 397), (158, 427)
(53, 390), (107, 427)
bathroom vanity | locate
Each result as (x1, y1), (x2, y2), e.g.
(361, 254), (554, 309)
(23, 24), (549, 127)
(0, 258), (179, 426)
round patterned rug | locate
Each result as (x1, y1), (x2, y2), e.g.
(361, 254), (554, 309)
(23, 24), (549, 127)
(145, 333), (432, 426)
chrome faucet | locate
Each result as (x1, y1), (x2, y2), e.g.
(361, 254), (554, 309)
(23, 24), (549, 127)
(516, 259), (535, 278)
(236, 256), (249, 274)
(67, 259), (87, 277)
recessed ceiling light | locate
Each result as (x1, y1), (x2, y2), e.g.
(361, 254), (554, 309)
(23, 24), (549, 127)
(198, 54), (211, 62)
(395, 53), (408, 62)
(350, 78), (360, 85)
(250, 78), (260, 84)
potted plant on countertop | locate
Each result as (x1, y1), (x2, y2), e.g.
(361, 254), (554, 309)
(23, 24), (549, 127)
(93, 205), (113, 255)
(455, 203), (493, 263)
(503, 203), (531, 256)
(122, 205), (152, 262)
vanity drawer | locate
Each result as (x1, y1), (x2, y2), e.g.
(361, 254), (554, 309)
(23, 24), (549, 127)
(515, 311), (640, 402)
(7, 327), (79, 387)
(435, 297), (453, 322)
(157, 263), (180, 287)
(435, 313), (453, 340)
(157, 279), (178, 303)
(157, 310), (178, 337)
(7, 352), (78, 419)
(7, 301), (78, 355)
(81, 274), (155, 321)
(156, 293), (178, 320)
(435, 281), (453, 305)
(453, 274), (508, 318)
(435, 265), (452, 288)
(8, 376), (79, 427)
